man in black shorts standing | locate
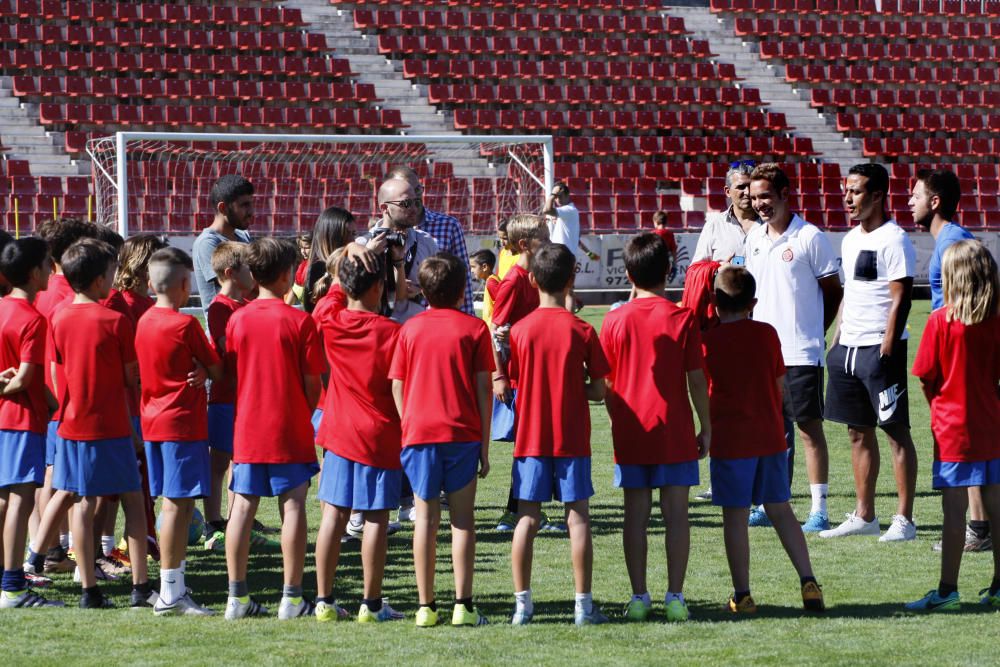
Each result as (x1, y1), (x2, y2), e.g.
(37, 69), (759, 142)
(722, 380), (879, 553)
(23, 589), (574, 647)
(820, 164), (919, 542)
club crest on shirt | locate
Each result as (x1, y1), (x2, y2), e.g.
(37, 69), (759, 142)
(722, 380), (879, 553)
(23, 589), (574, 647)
(781, 248), (794, 262)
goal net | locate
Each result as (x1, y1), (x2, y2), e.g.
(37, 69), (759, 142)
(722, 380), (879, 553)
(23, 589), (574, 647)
(86, 132), (553, 237)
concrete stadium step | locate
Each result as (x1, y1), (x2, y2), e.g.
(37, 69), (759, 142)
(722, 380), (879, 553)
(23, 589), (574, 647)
(0, 87), (86, 175)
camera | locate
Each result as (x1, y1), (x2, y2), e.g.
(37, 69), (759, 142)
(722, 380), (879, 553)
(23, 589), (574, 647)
(372, 226), (406, 248)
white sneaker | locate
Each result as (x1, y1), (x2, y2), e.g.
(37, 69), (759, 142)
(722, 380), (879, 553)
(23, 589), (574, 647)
(278, 595), (316, 620)
(224, 595), (269, 620)
(879, 515), (916, 542)
(344, 518), (364, 540)
(154, 593), (214, 617)
(397, 504), (416, 522)
(818, 512), (880, 538)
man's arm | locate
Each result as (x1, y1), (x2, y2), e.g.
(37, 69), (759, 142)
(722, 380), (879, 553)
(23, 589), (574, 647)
(818, 274), (843, 333)
(541, 193), (557, 218)
(881, 277), (913, 359)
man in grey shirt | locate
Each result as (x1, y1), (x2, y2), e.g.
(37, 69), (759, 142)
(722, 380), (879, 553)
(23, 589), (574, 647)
(192, 175), (254, 315)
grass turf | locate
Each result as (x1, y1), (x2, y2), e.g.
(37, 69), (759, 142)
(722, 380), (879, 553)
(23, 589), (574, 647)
(4, 299), (998, 666)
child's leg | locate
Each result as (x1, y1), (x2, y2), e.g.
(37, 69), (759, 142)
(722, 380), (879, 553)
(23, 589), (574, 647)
(119, 490), (149, 585)
(883, 423), (918, 520)
(315, 503), (351, 599)
(938, 487), (970, 590)
(99, 495), (120, 556)
(2, 485), (35, 577)
(413, 495), (441, 606)
(0, 490), (8, 565)
(159, 497), (194, 570)
(26, 489), (73, 561)
(849, 426), (880, 521)
(361, 509), (389, 601)
(565, 499), (592, 595)
(204, 450), (231, 525)
(722, 507), (751, 592)
(622, 488), (651, 596)
(225, 493), (260, 583)
(764, 502), (814, 579)
(660, 485), (691, 595)
(980, 484), (1000, 584)
(511, 501), (542, 593)
(72, 496), (98, 588)
(278, 482), (309, 589)
(448, 478), (477, 600)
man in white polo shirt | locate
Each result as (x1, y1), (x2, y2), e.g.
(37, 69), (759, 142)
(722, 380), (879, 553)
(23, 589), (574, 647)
(745, 163), (843, 531)
(541, 181), (598, 310)
(820, 163), (919, 542)
(692, 160), (762, 263)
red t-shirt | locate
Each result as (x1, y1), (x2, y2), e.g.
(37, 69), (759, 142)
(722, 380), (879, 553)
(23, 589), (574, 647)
(122, 290), (155, 324)
(206, 294), (244, 405)
(653, 228), (678, 255)
(310, 285), (347, 428)
(0, 297), (48, 433)
(102, 288), (142, 417)
(135, 307), (220, 442)
(509, 308), (610, 458)
(226, 299), (325, 464)
(702, 319), (787, 459)
(388, 308), (495, 447)
(491, 264), (539, 327)
(295, 259), (309, 286)
(319, 305), (402, 469)
(600, 297), (702, 464)
(53, 302), (136, 441)
(912, 309), (1000, 463)
(34, 273), (74, 422)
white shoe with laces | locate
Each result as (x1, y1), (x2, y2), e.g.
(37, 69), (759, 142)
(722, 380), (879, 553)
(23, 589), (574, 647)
(879, 514), (916, 542)
(818, 512), (881, 538)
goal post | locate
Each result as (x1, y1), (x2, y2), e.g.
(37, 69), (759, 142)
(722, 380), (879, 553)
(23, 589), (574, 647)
(87, 132), (555, 238)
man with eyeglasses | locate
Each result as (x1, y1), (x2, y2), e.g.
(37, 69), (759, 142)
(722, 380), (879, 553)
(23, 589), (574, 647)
(692, 161), (762, 264)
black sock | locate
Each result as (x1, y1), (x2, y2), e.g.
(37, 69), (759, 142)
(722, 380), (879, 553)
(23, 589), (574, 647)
(989, 577), (1000, 597)
(937, 581), (958, 597)
(455, 597), (473, 611)
(29, 551), (46, 572)
(800, 576), (817, 586)
(317, 596), (333, 605)
(969, 520), (990, 540)
(734, 590), (751, 603)
(83, 586), (100, 598)
(506, 486), (518, 514)
(210, 519), (228, 532)
(363, 597), (382, 612)
(133, 581), (152, 596)
(421, 600), (437, 611)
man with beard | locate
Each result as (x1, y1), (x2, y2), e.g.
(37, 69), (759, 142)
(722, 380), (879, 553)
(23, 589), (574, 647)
(193, 175), (254, 317)
(692, 161), (762, 264)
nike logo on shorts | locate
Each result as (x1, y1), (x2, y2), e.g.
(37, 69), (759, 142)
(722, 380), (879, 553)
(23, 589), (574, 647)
(878, 384), (906, 423)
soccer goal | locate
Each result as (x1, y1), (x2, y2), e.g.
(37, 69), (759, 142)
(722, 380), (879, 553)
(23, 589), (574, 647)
(86, 132), (554, 238)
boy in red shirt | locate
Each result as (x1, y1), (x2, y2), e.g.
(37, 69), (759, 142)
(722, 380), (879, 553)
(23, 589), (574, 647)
(50, 238), (153, 609)
(313, 252), (405, 624)
(203, 242), (256, 551)
(390, 253), (494, 628)
(600, 232), (710, 623)
(508, 243), (610, 626)
(702, 266), (824, 614)
(908, 240), (1000, 611)
(136, 248), (222, 616)
(490, 214), (549, 531)
(223, 238), (324, 621)
(651, 210), (678, 280)
(0, 237), (62, 608)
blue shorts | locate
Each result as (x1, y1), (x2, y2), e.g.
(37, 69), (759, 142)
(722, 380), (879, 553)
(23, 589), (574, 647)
(491, 390), (516, 442)
(230, 461), (318, 497)
(710, 451), (791, 508)
(0, 430), (45, 488)
(145, 440), (212, 499)
(513, 456), (593, 503)
(45, 421), (60, 467)
(207, 403), (234, 455)
(311, 409), (324, 440)
(614, 461), (700, 489)
(401, 442), (480, 500)
(933, 459), (1000, 489)
(53, 437), (142, 497)
(317, 450), (401, 511)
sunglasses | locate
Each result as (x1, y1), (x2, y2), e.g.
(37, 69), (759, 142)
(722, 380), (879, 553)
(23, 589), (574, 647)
(729, 160), (757, 169)
(384, 197), (422, 210)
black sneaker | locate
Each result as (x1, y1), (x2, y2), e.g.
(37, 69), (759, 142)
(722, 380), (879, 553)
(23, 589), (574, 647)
(131, 588), (159, 609)
(44, 546), (76, 574)
(80, 589), (114, 609)
(252, 519), (278, 535)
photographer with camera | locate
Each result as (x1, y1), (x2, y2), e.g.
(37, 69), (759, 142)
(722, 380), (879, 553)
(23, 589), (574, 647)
(356, 177), (439, 325)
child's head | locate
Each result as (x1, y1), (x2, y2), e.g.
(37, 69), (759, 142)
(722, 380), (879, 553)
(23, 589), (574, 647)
(624, 232), (669, 290)
(0, 237), (52, 290)
(211, 242), (254, 292)
(530, 243), (575, 295)
(95, 225), (125, 253)
(37, 218), (98, 267)
(419, 253), (466, 309)
(297, 232), (312, 260)
(115, 233), (168, 294)
(713, 265), (757, 317)
(496, 218), (511, 251)
(652, 211), (668, 230)
(245, 237), (299, 289)
(506, 214), (549, 255)
(310, 207), (355, 264)
(147, 247), (193, 302)
(312, 247), (347, 302)
(941, 239), (999, 325)
(469, 249), (496, 281)
(62, 238), (118, 297)
(338, 253), (385, 301)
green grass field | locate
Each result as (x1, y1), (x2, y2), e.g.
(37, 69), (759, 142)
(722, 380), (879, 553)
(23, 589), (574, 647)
(4, 300), (998, 666)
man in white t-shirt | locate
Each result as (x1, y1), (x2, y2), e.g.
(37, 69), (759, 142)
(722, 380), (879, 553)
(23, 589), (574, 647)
(820, 163), (919, 542)
(692, 160), (762, 263)
(745, 164), (843, 531)
(541, 181), (597, 310)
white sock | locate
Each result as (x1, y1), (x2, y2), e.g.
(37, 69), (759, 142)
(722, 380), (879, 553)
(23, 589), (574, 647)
(180, 559), (187, 574)
(349, 511), (363, 527)
(514, 589), (533, 615)
(160, 568), (185, 606)
(61, 533), (70, 549)
(101, 535), (115, 557)
(665, 591), (685, 604)
(810, 484), (829, 515)
(575, 592), (593, 615)
(29, 541), (37, 554)
(632, 592), (651, 606)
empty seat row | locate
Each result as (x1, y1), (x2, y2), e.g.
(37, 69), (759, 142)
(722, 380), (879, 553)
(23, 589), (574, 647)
(403, 59), (737, 83)
(862, 136), (1000, 156)
(454, 108), (785, 132)
(0, 25), (327, 53)
(377, 34), (714, 58)
(785, 63), (999, 85)
(739, 16), (1000, 39)
(0, 1), (304, 26)
(354, 8), (687, 34)
(431, 83), (759, 108)
(712, 0), (1000, 17)
(547, 134), (815, 157)
(333, 0), (664, 10)
(758, 36), (998, 62)
(836, 112), (1000, 133)
(810, 86), (1000, 109)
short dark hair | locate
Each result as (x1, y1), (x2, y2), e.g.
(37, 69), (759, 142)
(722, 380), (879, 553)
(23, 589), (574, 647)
(338, 253), (385, 300)
(530, 242), (575, 294)
(0, 237), (49, 287)
(62, 238), (118, 293)
(470, 248), (496, 270)
(94, 224), (124, 251)
(750, 163), (791, 195)
(714, 266), (757, 314)
(624, 232), (669, 289)
(847, 163), (889, 200)
(148, 247), (193, 293)
(36, 218), (98, 264)
(916, 168), (961, 220)
(419, 253), (466, 308)
(245, 237), (298, 286)
(209, 174), (254, 209)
